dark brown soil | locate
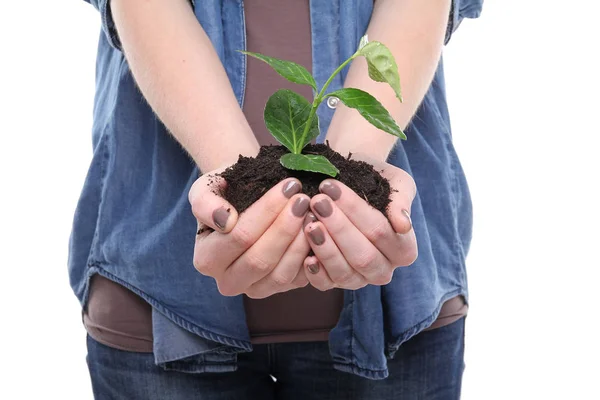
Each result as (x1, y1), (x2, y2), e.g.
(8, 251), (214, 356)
(219, 144), (391, 216)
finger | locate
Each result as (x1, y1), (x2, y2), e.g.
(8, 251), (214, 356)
(222, 194), (310, 296)
(325, 153), (417, 234)
(291, 267), (309, 288)
(245, 229), (311, 299)
(304, 221), (366, 290)
(193, 178), (302, 280)
(303, 256), (336, 292)
(319, 179), (417, 267)
(380, 168), (416, 235)
(189, 170), (239, 233)
(311, 194), (392, 284)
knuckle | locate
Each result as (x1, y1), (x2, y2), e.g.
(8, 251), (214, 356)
(245, 253), (273, 274)
(399, 243), (418, 266)
(188, 180), (201, 204)
(270, 272), (294, 287)
(293, 271), (310, 288)
(190, 199), (204, 219)
(294, 278), (309, 289)
(216, 281), (239, 297)
(372, 271), (393, 286)
(193, 253), (212, 276)
(230, 226), (254, 249)
(334, 270), (357, 286)
(354, 251), (379, 272)
(314, 283), (334, 292)
(274, 218), (301, 241)
(409, 178), (417, 199)
(403, 175), (417, 199)
(397, 170), (417, 195)
(367, 220), (390, 242)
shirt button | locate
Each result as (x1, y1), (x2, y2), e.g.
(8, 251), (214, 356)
(327, 96), (340, 109)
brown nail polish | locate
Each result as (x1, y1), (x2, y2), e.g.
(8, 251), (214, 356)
(303, 212), (318, 229)
(314, 199), (333, 218)
(292, 197), (310, 217)
(213, 207), (230, 230)
(308, 226), (325, 245)
(402, 209), (413, 231)
(320, 181), (341, 201)
(282, 180), (301, 198)
(307, 263), (320, 274)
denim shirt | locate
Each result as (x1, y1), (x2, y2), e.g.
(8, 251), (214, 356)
(72, 0), (482, 380)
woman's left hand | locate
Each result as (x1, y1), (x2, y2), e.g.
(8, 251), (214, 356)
(302, 156), (418, 291)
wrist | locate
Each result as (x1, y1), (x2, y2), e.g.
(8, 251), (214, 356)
(326, 111), (397, 162)
(193, 128), (260, 172)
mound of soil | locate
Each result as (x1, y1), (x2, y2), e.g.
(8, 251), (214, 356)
(219, 144), (391, 215)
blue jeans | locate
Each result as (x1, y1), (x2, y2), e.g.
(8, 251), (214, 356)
(87, 317), (465, 400)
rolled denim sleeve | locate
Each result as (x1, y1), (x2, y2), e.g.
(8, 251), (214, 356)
(445, 0), (484, 44)
(83, 0), (122, 50)
(82, 0), (196, 51)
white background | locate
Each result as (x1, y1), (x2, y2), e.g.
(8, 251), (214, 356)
(1, 1), (599, 399)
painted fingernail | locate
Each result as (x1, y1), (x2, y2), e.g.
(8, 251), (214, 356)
(282, 180), (301, 198)
(303, 212), (318, 229)
(307, 263), (320, 274)
(308, 226), (325, 245)
(402, 209), (413, 231)
(314, 199), (333, 218)
(320, 181), (341, 201)
(213, 207), (230, 230)
(292, 197), (310, 217)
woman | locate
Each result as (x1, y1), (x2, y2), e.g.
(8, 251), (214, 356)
(73, 0), (482, 398)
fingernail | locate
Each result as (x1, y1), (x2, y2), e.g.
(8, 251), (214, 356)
(308, 226), (325, 245)
(213, 207), (230, 230)
(307, 263), (320, 274)
(282, 180), (301, 198)
(320, 181), (341, 201)
(292, 197), (310, 217)
(314, 199), (333, 218)
(402, 209), (413, 231)
(303, 212), (318, 229)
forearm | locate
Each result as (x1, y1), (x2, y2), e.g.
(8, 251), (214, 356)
(111, 0), (259, 171)
(326, 0), (451, 161)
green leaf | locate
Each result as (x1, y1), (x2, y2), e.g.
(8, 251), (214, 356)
(264, 89), (320, 153)
(280, 153), (339, 177)
(328, 88), (406, 140)
(241, 51), (317, 91)
(357, 41), (403, 102)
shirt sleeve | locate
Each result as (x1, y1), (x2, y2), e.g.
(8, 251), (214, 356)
(445, 0), (484, 44)
(82, 0), (196, 51)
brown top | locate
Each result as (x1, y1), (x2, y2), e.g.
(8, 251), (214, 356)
(241, 0), (345, 344)
(83, 0), (467, 353)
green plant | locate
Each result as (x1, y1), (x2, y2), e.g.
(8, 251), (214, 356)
(242, 35), (405, 177)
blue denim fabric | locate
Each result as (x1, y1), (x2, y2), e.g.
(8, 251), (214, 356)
(87, 317), (465, 400)
(73, 0), (481, 380)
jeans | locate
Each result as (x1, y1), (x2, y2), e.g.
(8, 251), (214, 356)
(86, 317), (465, 400)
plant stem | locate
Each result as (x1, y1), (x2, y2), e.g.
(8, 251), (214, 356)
(297, 52), (358, 153)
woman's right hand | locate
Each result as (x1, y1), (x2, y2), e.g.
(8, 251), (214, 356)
(189, 169), (312, 299)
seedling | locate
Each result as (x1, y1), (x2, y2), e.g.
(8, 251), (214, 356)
(241, 35), (405, 177)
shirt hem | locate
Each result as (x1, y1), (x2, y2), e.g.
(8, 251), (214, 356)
(86, 264), (253, 353)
